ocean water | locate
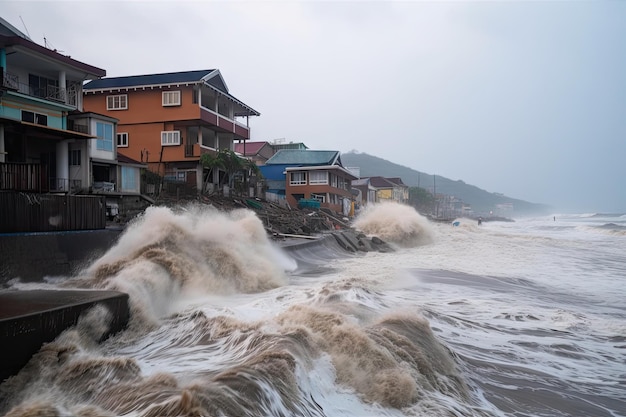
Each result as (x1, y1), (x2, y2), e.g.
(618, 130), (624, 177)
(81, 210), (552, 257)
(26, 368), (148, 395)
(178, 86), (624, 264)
(1, 204), (624, 417)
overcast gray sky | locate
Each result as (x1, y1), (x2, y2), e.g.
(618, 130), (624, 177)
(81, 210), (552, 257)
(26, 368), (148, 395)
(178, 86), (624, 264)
(3, 1), (625, 213)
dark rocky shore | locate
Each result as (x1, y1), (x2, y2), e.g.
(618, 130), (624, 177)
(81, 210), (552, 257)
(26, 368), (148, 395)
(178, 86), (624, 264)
(133, 193), (352, 238)
(151, 193), (394, 253)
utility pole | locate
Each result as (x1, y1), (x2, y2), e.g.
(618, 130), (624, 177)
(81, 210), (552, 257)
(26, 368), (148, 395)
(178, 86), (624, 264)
(433, 174), (438, 218)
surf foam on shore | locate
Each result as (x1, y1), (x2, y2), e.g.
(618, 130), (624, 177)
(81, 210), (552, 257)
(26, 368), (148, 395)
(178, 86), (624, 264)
(353, 202), (434, 247)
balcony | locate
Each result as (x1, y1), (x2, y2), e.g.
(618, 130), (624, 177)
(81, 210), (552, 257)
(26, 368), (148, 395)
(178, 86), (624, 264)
(185, 143), (199, 157)
(67, 120), (89, 134)
(1, 163), (48, 192)
(200, 106), (250, 139)
(2, 71), (78, 107)
(0, 163), (82, 193)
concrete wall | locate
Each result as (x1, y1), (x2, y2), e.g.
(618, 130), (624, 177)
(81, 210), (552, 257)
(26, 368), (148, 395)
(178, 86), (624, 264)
(0, 229), (122, 284)
(0, 289), (130, 383)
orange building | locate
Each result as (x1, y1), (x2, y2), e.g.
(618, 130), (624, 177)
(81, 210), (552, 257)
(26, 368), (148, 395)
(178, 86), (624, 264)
(259, 150), (358, 215)
(82, 70), (259, 190)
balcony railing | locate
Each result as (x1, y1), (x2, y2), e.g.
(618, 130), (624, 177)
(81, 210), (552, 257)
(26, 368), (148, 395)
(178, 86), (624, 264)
(2, 71), (78, 107)
(200, 106), (250, 139)
(68, 120), (89, 134)
(185, 143), (198, 157)
(51, 178), (83, 193)
(0, 163), (82, 193)
(1, 162), (48, 192)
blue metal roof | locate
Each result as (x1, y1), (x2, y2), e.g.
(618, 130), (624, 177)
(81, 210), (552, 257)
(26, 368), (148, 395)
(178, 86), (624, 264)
(84, 69), (217, 91)
(265, 150), (340, 166)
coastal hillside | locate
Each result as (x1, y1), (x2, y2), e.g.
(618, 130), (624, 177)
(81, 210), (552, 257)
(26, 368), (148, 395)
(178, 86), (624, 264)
(341, 151), (550, 216)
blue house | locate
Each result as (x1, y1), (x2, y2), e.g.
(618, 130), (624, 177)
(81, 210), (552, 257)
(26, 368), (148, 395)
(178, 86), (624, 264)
(259, 149), (358, 215)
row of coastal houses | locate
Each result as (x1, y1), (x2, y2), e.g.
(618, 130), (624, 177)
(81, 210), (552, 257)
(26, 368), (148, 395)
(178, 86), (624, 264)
(0, 16), (407, 233)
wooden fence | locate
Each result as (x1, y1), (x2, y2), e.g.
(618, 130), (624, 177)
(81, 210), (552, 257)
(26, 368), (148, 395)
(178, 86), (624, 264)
(0, 192), (106, 233)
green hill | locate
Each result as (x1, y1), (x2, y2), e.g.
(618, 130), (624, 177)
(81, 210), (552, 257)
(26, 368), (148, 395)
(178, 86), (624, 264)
(341, 151), (551, 216)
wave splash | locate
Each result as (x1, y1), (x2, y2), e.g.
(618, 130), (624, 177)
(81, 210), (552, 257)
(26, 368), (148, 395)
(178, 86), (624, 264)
(66, 204), (291, 327)
(1, 283), (479, 417)
(353, 202), (434, 247)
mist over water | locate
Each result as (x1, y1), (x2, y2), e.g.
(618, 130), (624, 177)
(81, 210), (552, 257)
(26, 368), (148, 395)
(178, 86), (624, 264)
(353, 202), (434, 247)
(1, 205), (624, 417)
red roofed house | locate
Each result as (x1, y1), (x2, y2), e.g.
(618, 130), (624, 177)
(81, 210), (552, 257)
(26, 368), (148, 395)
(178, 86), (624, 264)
(234, 141), (274, 166)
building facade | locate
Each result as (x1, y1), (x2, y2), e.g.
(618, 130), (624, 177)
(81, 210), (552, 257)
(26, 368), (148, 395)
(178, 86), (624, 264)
(260, 149), (358, 215)
(82, 70), (260, 192)
(234, 141), (275, 166)
(0, 17), (106, 194)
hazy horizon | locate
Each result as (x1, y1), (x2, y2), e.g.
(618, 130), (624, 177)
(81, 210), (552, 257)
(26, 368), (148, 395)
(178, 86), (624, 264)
(2, 1), (624, 212)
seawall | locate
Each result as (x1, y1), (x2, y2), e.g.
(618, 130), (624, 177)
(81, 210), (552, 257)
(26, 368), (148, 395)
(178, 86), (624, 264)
(0, 289), (129, 383)
(0, 228), (122, 285)
(0, 229), (127, 383)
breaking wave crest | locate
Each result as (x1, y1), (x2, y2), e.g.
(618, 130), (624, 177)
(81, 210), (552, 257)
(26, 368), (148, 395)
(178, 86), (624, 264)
(64, 204), (291, 327)
(1, 282), (477, 417)
(353, 202), (434, 247)
(1, 204), (488, 417)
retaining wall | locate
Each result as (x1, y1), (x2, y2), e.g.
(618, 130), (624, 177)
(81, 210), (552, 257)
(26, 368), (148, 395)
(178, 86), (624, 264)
(0, 229), (122, 285)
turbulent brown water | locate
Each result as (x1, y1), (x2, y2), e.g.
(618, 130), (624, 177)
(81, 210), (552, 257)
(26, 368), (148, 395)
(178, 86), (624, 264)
(1, 204), (624, 417)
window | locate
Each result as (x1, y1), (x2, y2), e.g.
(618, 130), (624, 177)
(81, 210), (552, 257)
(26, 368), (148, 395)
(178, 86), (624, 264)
(117, 132), (129, 147)
(121, 166), (137, 191)
(69, 149), (81, 166)
(161, 131), (181, 146)
(162, 91), (181, 106)
(290, 171), (307, 185)
(107, 94), (128, 110)
(96, 122), (114, 152)
(29, 74), (58, 99)
(21, 110), (48, 126)
(311, 193), (326, 202)
(309, 171), (328, 185)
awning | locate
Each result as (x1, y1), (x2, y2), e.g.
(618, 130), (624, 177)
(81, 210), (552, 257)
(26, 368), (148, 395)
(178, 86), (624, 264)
(1, 117), (96, 140)
(19, 121), (96, 140)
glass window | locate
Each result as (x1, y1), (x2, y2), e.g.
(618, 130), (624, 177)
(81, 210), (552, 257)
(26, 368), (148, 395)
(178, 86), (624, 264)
(309, 171), (328, 185)
(161, 131), (181, 146)
(96, 122), (114, 152)
(121, 166), (136, 191)
(117, 132), (128, 147)
(162, 91), (181, 106)
(69, 149), (81, 166)
(107, 95), (128, 110)
(290, 172), (307, 185)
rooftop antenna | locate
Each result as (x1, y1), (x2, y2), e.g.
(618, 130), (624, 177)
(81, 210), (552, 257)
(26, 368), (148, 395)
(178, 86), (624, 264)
(43, 37), (63, 53)
(19, 16), (31, 39)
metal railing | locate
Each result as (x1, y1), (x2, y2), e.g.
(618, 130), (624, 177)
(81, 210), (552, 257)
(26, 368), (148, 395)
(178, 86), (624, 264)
(0, 163), (47, 192)
(185, 143), (197, 157)
(2, 71), (79, 106)
(49, 178), (83, 193)
(68, 120), (89, 134)
(0, 164), (83, 194)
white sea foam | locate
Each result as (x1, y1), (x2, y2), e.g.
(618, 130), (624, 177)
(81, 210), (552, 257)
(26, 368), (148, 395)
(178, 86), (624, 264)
(353, 201), (434, 247)
(1, 212), (624, 417)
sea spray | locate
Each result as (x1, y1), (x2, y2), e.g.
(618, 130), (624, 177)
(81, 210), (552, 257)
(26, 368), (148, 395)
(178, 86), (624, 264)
(63, 204), (290, 327)
(353, 202), (434, 247)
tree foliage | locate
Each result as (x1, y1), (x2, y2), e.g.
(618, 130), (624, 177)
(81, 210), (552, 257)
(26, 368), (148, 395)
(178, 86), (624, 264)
(200, 149), (263, 194)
